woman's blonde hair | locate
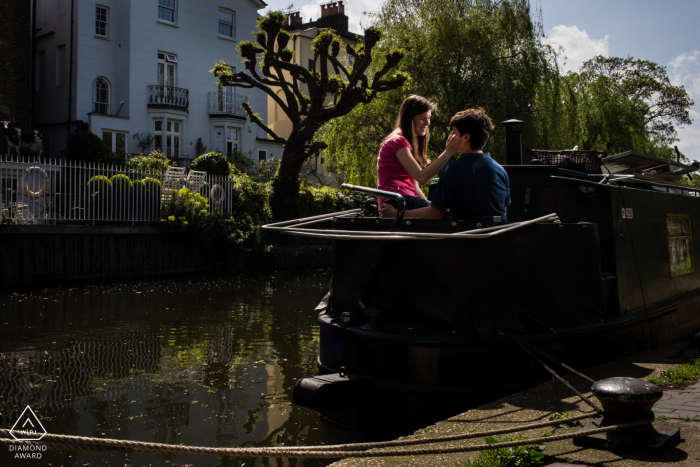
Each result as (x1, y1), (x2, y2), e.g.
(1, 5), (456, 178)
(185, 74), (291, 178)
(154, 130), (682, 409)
(389, 95), (437, 166)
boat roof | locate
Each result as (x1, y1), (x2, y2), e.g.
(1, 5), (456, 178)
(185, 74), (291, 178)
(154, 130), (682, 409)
(602, 150), (698, 176)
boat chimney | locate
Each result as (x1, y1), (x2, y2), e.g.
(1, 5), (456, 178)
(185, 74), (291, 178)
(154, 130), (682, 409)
(502, 119), (524, 165)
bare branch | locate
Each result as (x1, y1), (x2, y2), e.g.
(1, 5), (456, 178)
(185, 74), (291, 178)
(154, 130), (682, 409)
(242, 102), (286, 144)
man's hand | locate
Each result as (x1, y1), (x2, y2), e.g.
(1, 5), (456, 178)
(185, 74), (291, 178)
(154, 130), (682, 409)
(379, 203), (398, 218)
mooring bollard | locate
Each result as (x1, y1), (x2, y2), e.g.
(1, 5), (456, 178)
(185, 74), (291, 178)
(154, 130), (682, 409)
(573, 377), (680, 454)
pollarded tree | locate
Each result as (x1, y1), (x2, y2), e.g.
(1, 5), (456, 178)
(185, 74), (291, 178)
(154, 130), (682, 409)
(212, 11), (407, 221)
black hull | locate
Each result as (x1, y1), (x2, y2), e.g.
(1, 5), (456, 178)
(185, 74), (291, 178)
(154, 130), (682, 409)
(296, 292), (700, 437)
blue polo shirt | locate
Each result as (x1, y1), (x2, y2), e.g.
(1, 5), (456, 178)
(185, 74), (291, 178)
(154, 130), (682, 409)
(431, 153), (511, 221)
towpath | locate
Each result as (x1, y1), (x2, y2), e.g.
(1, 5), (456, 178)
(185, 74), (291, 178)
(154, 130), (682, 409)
(331, 341), (700, 467)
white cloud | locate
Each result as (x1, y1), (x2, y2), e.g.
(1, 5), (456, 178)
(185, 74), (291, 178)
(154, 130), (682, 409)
(548, 25), (609, 73)
(668, 50), (700, 162)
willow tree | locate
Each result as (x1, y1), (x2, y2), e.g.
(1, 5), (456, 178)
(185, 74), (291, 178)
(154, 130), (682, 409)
(212, 11), (407, 221)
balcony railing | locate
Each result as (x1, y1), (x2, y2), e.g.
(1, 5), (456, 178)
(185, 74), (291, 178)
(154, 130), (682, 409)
(148, 85), (189, 109)
(208, 92), (247, 117)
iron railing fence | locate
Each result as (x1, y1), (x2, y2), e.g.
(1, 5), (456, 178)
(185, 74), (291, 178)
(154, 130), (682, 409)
(207, 91), (247, 116)
(0, 154), (238, 225)
(148, 85), (190, 109)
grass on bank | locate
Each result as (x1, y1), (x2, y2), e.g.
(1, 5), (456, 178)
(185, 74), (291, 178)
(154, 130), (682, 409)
(455, 436), (546, 467)
(649, 355), (700, 387)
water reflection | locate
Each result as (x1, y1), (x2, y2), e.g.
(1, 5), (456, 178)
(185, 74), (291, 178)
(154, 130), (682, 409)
(0, 271), (347, 466)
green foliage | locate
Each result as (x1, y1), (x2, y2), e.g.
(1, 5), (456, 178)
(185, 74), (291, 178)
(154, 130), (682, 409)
(455, 436), (546, 467)
(110, 174), (133, 189)
(87, 175), (111, 192)
(191, 152), (230, 176)
(256, 157), (281, 183)
(228, 150), (255, 176)
(133, 177), (162, 191)
(545, 56), (695, 157)
(126, 150), (172, 173)
(161, 187), (210, 230)
(649, 356), (700, 386)
(65, 130), (106, 162)
(682, 173), (700, 188)
(547, 412), (581, 428)
(230, 174), (273, 226)
(298, 185), (377, 218)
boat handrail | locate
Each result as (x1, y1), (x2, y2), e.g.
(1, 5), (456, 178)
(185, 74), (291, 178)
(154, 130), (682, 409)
(552, 174), (700, 195)
(340, 183), (406, 230)
(262, 213), (559, 240)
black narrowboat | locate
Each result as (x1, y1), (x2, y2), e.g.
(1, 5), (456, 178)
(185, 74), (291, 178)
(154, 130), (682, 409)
(264, 150), (700, 437)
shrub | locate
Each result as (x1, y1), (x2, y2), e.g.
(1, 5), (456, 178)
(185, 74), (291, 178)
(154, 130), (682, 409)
(256, 157), (280, 183)
(65, 130), (105, 162)
(142, 177), (161, 191)
(191, 152), (230, 176)
(229, 150), (255, 176)
(161, 187), (210, 230)
(229, 174), (272, 226)
(110, 174), (133, 189)
(126, 150), (171, 173)
(87, 175), (112, 192)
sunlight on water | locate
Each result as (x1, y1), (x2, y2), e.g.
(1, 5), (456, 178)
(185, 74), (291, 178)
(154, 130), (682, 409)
(0, 271), (347, 467)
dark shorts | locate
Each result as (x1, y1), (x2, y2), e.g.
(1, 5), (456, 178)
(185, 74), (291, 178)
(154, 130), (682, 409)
(385, 195), (431, 210)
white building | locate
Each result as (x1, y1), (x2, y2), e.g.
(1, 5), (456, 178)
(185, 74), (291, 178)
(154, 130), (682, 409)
(33, 0), (281, 164)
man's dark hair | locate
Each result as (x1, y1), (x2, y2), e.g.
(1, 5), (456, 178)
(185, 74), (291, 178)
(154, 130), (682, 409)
(449, 108), (494, 151)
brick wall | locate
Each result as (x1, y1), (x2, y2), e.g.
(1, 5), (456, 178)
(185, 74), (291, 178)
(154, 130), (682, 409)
(0, 0), (32, 153)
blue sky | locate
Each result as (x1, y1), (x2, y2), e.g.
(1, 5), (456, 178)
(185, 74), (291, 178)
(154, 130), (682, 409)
(261, 0), (700, 161)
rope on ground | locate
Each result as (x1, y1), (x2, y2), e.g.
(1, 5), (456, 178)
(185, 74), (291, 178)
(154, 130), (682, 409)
(505, 331), (603, 415)
(0, 417), (651, 459)
(0, 412), (596, 454)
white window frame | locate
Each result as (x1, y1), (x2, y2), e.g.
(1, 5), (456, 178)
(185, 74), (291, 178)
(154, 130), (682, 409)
(218, 9), (235, 39)
(214, 126), (224, 154)
(226, 127), (239, 155)
(92, 77), (109, 114)
(102, 130), (127, 155)
(158, 0), (177, 24)
(95, 5), (109, 37)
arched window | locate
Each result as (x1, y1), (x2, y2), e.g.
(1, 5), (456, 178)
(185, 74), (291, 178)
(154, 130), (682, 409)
(92, 78), (109, 114)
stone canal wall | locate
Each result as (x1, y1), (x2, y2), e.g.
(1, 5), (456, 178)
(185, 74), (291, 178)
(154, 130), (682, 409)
(0, 225), (332, 288)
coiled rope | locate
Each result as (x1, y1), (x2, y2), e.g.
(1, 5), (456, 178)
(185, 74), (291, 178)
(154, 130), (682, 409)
(0, 416), (652, 458)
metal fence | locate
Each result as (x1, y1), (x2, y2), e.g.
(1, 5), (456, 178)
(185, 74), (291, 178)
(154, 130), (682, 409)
(0, 155), (237, 225)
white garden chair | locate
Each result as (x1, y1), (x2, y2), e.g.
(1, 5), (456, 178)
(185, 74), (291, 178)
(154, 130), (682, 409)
(187, 170), (208, 196)
(161, 166), (187, 202)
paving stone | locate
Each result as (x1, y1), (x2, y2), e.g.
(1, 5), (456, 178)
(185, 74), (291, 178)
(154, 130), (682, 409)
(680, 402), (700, 407)
(654, 404), (699, 411)
(668, 410), (700, 419)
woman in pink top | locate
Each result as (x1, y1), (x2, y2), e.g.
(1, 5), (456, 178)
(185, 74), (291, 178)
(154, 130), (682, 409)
(377, 95), (461, 213)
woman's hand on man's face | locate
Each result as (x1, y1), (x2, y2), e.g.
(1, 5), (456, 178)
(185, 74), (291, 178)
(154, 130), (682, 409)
(445, 130), (462, 155)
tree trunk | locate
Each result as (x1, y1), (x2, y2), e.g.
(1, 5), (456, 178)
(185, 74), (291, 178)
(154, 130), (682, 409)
(270, 142), (307, 222)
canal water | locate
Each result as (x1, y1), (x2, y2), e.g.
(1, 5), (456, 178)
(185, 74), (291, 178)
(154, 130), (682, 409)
(0, 270), (354, 467)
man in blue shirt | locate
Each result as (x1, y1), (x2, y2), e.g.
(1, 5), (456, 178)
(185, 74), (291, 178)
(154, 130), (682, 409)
(379, 108), (510, 221)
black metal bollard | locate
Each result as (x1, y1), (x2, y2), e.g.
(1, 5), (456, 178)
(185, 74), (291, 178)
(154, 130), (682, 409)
(573, 377), (680, 454)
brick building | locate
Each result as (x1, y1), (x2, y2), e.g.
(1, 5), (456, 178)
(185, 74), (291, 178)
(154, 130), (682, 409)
(0, 0), (33, 153)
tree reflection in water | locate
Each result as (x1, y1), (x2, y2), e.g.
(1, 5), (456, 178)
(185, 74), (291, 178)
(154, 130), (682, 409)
(0, 271), (349, 467)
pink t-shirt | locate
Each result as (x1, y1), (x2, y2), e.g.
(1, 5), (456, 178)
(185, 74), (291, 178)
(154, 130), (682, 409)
(377, 134), (415, 208)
